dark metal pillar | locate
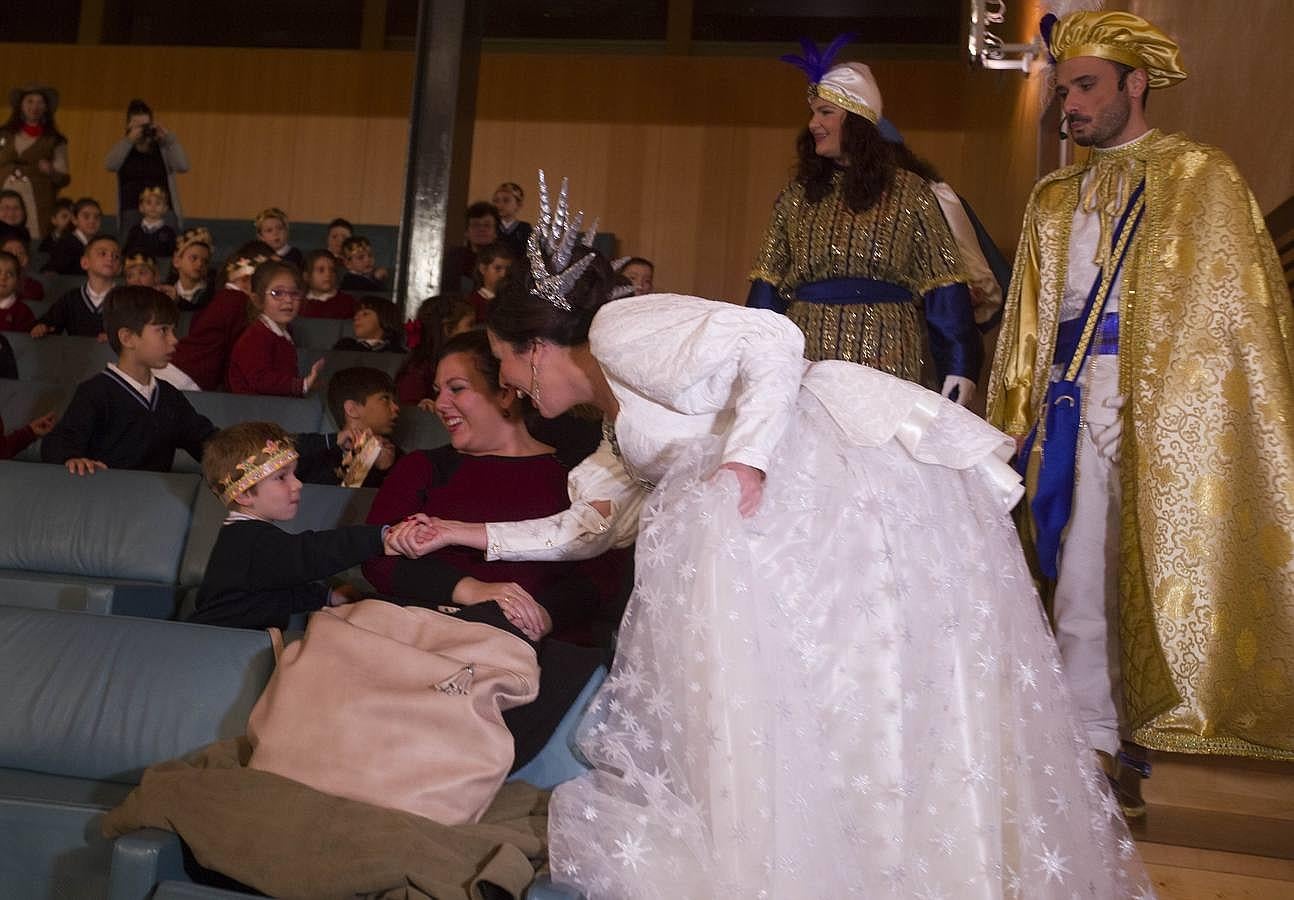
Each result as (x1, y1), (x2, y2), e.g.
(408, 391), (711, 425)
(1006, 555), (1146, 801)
(392, 0), (483, 318)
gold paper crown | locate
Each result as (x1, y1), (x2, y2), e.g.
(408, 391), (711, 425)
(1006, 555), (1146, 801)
(213, 438), (299, 504)
(123, 253), (157, 271)
(254, 207), (289, 229)
(1047, 11), (1187, 89)
(139, 186), (168, 203)
(176, 227), (213, 256)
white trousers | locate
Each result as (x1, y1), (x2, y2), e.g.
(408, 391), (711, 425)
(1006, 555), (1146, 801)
(1052, 354), (1123, 756)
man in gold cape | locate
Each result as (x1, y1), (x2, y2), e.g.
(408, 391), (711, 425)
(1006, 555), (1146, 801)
(987, 11), (1294, 770)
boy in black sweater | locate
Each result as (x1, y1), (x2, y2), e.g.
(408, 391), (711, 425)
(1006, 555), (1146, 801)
(189, 421), (434, 631)
(31, 233), (121, 340)
(41, 286), (215, 474)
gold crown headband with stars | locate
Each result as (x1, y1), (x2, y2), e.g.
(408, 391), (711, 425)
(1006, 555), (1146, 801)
(139, 186), (168, 202)
(254, 207), (289, 229)
(176, 227), (213, 256)
(214, 438), (299, 505)
(123, 253), (157, 271)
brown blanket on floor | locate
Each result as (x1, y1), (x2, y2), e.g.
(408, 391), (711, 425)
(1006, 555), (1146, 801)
(101, 737), (549, 900)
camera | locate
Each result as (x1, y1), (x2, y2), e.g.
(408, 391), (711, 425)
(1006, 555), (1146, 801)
(139, 123), (157, 141)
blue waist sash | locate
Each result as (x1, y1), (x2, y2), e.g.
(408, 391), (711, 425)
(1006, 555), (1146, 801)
(794, 277), (910, 305)
(1054, 312), (1120, 362)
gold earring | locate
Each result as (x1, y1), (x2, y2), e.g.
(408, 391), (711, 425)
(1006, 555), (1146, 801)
(529, 360), (541, 402)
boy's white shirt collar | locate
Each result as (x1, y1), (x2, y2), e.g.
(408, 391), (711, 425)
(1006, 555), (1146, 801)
(0, 294), (16, 310)
(307, 289), (337, 301)
(259, 313), (293, 341)
(140, 218), (166, 233)
(107, 362), (157, 400)
(176, 280), (203, 301)
(85, 283), (110, 308)
(74, 229), (91, 245)
(223, 510), (273, 524)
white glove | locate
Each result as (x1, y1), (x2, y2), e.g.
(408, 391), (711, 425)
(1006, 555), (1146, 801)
(941, 375), (976, 408)
(1090, 395), (1125, 461)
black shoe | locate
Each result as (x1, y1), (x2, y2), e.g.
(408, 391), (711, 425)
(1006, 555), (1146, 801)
(1097, 749), (1147, 818)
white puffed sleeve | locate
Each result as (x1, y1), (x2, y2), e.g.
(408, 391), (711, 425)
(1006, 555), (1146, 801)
(484, 440), (645, 562)
(929, 181), (1002, 326)
(590, 295), (806, 474)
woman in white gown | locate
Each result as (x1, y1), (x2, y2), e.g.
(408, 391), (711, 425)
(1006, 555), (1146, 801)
(423, 183), (1153, 899)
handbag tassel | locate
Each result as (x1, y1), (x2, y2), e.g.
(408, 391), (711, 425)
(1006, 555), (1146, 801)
(433, 664), (475, 695)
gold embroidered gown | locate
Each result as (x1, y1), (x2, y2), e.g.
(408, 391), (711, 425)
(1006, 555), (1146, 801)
(748, 168), (976, 388)
(987, 129), (1294, 759)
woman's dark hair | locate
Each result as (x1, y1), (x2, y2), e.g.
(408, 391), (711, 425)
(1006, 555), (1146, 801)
(795, 111), (896, 214)
(891, 141), (942, 184)
(435, 329), (502, 392)
(486, 245), (619, 349)
(357, 296), (405, 350)
(2, 91), (67, 144)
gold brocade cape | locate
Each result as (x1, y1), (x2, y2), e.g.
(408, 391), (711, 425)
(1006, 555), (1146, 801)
(987, 131), (1294, 759)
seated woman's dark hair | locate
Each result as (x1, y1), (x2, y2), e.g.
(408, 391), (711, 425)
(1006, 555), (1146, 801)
(795, 111), (896, 214)
(486, 245), (619, 349)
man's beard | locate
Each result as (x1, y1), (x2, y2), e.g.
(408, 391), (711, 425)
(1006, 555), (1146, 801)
(1071, 93), (1132, 147)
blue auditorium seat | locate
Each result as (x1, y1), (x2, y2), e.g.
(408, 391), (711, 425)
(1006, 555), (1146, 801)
(171, 391), (326, 473)
(6, 333), (117, 383)
(0, 378), (69, 461)
(0, 461), (200, 618)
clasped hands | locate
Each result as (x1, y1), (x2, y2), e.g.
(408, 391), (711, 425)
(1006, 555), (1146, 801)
(381, 515), (550, 639)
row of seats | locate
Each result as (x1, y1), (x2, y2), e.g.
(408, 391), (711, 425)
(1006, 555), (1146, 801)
(0, 602), (596, 900)
(8, 303), (370, 351)
(0, 459), (380, 620)
(0, 375), (448, 471)
(4, 332), (404, 379)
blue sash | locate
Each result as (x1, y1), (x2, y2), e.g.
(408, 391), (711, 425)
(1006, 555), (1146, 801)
(746, 277), (908, 313)
(1019, 180), (1145, 579)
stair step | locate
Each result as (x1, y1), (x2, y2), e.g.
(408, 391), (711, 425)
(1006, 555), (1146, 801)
(1140, 841), (1294, 899)
(1141, 752), (1294, 820)
(1130, 804), (1294, 861)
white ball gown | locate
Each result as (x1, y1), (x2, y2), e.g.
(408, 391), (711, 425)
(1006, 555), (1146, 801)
(484, 295), (1153, 899)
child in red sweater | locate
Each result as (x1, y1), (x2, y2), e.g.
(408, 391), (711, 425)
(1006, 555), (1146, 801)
(171, 241), (273, 390)
(0, 251), (37, 332)
(0, 235), (44, 302)
(299, 249), (357, 320)
(226, 260), (324, 396)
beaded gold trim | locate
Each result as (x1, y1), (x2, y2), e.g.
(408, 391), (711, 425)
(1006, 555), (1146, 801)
(215, 440), (299, 504)
(810, 85), (879, 124)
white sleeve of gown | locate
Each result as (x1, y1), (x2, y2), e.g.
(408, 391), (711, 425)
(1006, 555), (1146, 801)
(591, 295), (806, 474)
(930, 181), (1002, 324)
(485, 439), (645, 562)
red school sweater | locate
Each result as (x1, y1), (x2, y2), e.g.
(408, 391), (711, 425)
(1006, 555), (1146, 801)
(226, 318), (304, 396)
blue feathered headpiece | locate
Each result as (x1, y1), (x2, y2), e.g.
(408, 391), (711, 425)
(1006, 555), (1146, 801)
(779, 33), (857, 85)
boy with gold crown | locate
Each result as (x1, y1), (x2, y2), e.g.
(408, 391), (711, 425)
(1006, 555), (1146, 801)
(190, 421), (437, 631)
(987, 10), (1294, 809)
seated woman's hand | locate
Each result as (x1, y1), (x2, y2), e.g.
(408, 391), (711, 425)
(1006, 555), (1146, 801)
(452, 578), (550, 640)
(383, 515), (443, 557)
(713, 461), (765, 518)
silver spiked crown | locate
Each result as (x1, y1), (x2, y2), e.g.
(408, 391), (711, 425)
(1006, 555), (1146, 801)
(528, 170), (633, 310)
